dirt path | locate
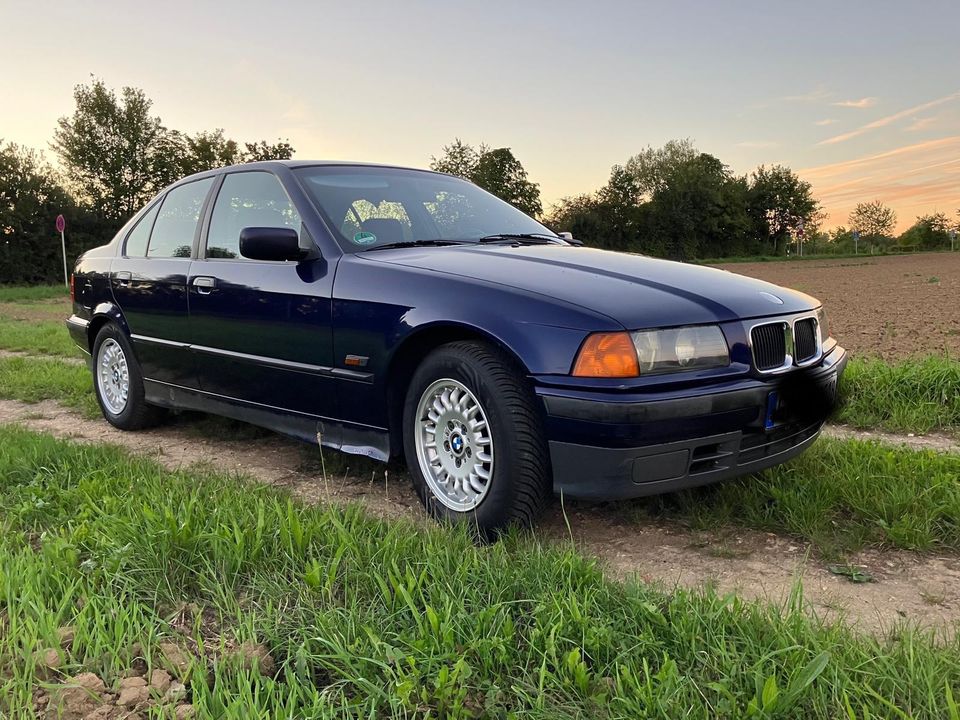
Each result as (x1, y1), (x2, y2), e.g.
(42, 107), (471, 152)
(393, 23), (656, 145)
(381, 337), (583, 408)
(824, 424), (959, 453)
(2, 398), (958, 637)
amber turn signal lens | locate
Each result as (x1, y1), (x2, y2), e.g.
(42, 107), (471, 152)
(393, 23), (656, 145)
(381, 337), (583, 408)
(572, 332), (640, 377)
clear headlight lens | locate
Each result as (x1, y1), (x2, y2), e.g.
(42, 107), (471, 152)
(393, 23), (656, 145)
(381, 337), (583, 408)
(816, 306), (830, 340)
(630, 325), (729, 375)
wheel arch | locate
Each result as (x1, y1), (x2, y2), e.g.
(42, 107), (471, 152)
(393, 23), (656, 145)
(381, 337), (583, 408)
(384, 322), (533, 458)
(87, 302), (132, 353)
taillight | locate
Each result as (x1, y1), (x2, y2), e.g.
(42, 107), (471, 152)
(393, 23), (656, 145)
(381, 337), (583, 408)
(69, 274), (75, 302)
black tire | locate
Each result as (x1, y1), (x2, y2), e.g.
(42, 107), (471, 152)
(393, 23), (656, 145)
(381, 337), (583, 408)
(91, 323), (165, 430)
(402, 341), (551, 537)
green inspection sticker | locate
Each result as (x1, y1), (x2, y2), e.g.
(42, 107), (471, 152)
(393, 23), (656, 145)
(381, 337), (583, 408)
(352, 231), (377, 245)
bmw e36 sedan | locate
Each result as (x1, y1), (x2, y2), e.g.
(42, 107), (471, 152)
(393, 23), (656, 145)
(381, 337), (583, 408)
(67, 161), (847, 535)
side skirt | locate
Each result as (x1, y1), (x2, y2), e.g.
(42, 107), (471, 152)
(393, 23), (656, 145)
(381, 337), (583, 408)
(143, 378), (390, 462)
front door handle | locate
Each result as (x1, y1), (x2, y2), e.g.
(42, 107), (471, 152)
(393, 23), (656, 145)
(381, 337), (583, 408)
(192, 276), (217, 295)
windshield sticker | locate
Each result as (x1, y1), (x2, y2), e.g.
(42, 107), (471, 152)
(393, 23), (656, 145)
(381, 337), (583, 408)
(352, 231), (377, 245)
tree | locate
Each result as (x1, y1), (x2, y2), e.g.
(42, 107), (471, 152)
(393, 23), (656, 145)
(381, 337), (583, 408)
(620, 139), (698, 199)
(470, 148), (542, 217)
(431, 140), (541, 216)
(898, 213), (950, 249)
(176, 129), (241, 176)
(848, 200), (896, 241)
(0, 142), (104, 284)
(747, 165), (819, 254)
(52, 78), (179, 223)
(430, 138), (485, 178)
(243, 140), (295, 162)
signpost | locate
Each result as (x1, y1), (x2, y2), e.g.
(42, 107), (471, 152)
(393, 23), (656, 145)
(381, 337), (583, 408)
(852, 229), (860, 255)
(951, 229), (957, 252)
(56, 214), (67, 288)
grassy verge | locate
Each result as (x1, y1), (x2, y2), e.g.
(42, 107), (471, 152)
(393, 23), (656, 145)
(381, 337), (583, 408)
(837, 356), (960, 435)
(0, 284), (68, 302)
(0, 355), (98, 416)
(640, 437), (960, 556)
(0, 317), (82, 357)
(2, 425), (959, 718)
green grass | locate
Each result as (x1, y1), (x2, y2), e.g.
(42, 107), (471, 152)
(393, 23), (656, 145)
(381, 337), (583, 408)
(837, 356), (960, 435)
(0, 355), (98, 416)
(1, 425), (959, 719)
(639, 437), (960, 556)
(0, 284), (68, 302)
(0, 317), (82, 357)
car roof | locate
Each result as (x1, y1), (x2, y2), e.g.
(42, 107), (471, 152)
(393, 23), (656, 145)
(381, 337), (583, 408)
(175, 160), (451, 185)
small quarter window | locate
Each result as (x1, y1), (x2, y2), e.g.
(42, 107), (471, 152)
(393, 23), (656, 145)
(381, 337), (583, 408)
(207, 172), (301, 260)
(124, 202), (160, 257)
(147, 178), (214, 259)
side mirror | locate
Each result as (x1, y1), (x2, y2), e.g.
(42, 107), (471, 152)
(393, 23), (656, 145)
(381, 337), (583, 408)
(239, 227), (307, 262)
(557, 231), (583, 246)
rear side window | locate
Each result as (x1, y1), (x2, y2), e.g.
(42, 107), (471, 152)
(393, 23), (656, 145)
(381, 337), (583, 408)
(124, 202), (160, 257)
(206, 172), (301, 259)
(147, 178), (214, 258)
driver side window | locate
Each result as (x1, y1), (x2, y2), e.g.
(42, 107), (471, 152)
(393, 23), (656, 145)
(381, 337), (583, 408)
(206, 172), (301, 259)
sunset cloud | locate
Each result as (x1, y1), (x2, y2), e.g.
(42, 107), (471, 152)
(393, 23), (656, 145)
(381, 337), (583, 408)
(814, 119), (836, 126)
(818, 92), (960, 145)
(905, 116), (937, 132)
(833, 97), (877, 108)
(782, 87), (834, 103)
(800, 136), (960, 230)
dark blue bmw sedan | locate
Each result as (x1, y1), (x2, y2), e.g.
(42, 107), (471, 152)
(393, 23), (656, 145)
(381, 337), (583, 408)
(67, 161), (847, 535)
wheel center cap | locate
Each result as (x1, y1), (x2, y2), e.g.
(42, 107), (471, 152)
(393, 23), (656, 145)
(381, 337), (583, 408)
(450, 434), (464, 455)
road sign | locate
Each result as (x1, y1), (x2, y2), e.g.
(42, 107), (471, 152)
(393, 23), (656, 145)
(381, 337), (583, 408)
(852, 230), (860, 254)
(951, 229), (957, 251)
(56, 214), (68, 288)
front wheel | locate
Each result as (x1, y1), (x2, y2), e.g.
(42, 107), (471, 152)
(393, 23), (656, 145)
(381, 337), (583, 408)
(403, 341), (551, 537)
(92, 323), (165, 430)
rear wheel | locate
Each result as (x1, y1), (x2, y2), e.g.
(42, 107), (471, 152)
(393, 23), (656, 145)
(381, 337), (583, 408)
(92, 323), (165, 430)
(403, 341), (551, 537)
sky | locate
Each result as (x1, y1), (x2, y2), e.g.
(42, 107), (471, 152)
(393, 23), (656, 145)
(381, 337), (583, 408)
(1, 0), (958, 233)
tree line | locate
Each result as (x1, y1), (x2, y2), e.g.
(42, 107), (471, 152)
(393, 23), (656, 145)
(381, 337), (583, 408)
(3, 80), (959, 284)
(2, 78), (293, 284)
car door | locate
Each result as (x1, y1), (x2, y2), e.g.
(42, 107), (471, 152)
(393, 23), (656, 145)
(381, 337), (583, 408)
(188, 170), (338, 419)
(110, 177), (214, 387)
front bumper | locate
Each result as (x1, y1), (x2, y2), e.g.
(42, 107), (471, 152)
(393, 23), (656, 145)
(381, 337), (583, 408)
(541, 345), (847, 500)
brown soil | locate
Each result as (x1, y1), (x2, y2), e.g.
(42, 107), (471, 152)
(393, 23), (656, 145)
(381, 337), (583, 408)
(3, 399), (959, 636)
(715, 253), (960, 360)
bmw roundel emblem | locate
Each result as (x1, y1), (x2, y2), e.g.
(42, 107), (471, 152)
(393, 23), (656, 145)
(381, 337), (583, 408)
(758, 291), (784, 305)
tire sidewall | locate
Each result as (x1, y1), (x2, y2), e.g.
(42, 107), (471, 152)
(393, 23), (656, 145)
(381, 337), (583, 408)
(92, 323), (148, 429)
(403, 343), (542, 532)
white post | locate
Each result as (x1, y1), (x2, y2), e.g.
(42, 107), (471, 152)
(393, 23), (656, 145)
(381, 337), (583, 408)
(61, 229), (68, 288)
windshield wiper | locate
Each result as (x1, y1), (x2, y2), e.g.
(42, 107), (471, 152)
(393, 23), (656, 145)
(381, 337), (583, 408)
(477, 233), (563, 245)
(361, 239), (468, 251)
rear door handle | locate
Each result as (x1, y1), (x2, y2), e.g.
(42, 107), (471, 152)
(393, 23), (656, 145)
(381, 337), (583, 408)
(192, 276), (217, 295)
(114, 271), (132, 287)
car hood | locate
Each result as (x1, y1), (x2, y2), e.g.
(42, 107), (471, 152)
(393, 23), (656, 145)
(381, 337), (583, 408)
(363, 245), (820, 329)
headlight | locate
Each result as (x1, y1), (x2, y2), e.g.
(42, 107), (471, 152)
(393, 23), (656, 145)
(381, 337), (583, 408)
(816, 307), (830, 340)
(630, 325), (729, 375)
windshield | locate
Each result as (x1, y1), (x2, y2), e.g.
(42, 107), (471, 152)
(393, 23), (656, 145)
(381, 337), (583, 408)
(294, 165), (557, 252)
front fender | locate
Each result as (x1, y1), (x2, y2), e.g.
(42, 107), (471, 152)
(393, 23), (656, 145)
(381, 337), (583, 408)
(330, 256), (623, 431)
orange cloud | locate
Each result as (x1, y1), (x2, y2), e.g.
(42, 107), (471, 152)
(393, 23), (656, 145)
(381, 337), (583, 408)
(800, 136), (960, 231)
(833, 97), (877, 109)
(819, 92), (960, 145)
